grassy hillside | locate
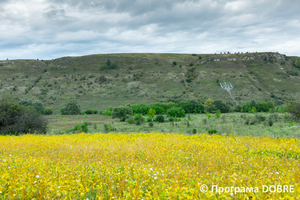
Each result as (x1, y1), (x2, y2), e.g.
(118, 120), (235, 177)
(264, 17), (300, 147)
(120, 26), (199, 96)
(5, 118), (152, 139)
(0, 52), (299, 114)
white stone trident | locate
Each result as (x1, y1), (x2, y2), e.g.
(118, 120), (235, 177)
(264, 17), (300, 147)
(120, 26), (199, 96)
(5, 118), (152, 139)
(220, 81), (236, 103)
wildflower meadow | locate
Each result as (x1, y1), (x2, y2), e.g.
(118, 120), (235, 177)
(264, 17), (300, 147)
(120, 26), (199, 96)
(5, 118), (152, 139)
(0, 133), (299, 199)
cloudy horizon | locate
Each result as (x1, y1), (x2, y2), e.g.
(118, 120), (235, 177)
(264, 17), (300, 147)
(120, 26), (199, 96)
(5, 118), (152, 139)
(1, 0), (300, 60)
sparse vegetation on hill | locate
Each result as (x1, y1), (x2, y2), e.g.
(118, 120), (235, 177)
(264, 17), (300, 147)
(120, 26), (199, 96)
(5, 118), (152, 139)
(0, 52), (299, 114)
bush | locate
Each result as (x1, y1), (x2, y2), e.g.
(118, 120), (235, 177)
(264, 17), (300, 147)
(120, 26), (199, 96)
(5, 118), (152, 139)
(18, 97), (44, 114)
(285, 102), (300, 120)
(104, 108), (112, 116)
(112, 104), (133, 122)
(215, 109), (221, 119)
(214, 100), (230, 113)
(149, 122), (154, 127)
(62, 100), (81, 115)
(43, 107), (53, 115)
(0, 96), (47, 135)
(208, 130), (218, 135)
(167, 107), (185, 117)
(192, 129), (197, 134)
(204, 98), (216, 113)
(103, 124), (109, 133)
(268, 119), (274, 126)
(68, 122), (88, 133)
(155, 115), (165, 123)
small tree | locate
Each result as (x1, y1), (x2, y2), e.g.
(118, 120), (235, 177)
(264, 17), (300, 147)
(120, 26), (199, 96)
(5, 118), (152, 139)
(204, 98), (216, 113)
(43, 107), (53, 115)
(104, 108), (112, 117)
(62, 100), (81, 115)
(155, 115), (165, 123)
(148, 109), (156, 119)
(173, 61), (177, 66)
(112, 104), (133, 121)
(106, 59), (111, 66)
(285, 102), (300, 120)
(215, 109), (221, 119)
(0, 96), (47, 135)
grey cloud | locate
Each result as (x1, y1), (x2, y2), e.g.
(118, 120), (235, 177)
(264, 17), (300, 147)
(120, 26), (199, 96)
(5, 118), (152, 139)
(0, 0), (300, 60)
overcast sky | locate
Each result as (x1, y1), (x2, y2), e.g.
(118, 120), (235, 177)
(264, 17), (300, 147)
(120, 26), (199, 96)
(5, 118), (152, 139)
(1, 0), (300, 60)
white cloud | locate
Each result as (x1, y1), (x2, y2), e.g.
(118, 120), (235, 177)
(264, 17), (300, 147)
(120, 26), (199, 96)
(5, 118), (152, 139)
(0, 0), (299, 60)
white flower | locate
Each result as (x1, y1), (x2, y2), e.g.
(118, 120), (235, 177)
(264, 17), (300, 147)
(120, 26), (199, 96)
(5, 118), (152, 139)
(2, 159), (6, 162)
(276, 172), (280, 174)
(36, 175), (40, 178)
(34, 181), (37, 183)
(150, 168), (153, 171)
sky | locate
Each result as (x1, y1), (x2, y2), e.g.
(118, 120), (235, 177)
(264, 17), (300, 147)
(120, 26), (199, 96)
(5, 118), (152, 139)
(1, 0), (300, 60)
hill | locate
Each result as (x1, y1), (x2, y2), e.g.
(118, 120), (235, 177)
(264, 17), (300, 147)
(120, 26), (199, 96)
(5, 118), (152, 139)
(0, 52), (299, 114)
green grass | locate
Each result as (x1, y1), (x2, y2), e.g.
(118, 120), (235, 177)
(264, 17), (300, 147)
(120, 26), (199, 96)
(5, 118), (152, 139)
(0, 52), (299, 114)
(46, 112), (300, 138)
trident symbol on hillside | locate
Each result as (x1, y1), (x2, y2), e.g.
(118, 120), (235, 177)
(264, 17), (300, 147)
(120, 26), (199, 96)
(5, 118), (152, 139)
(220, 81), (237, 103)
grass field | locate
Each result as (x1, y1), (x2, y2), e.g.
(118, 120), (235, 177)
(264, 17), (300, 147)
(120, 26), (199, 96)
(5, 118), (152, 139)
(0, 133), (299, 199)
(47, 112), (300, 138)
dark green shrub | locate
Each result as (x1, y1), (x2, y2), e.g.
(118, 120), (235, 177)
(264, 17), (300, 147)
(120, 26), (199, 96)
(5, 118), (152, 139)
(84, 109), (93, 114)
(62, 100), (81, 115)
(103, 124), (109, 133)
(167, 107), (185, 117)
(214, 100), (230, 113)
(195, 103), (204, 113)
(203, 118), (207, 124)
(168, 117), (175, 122)
(234, 105), (242, 112)
(285, 102), (300, 120)
(268, 119), (274, 126)
(208, 130), (218, 135)
(43, 107), (53, 115)
(173, 61), (177, 65)
(149, 122), (154, 127)
(155, 115), (165, 123)
(112, 104), (133, 121)
(192, 129), (197, 134)
(0, 96), (47, 135)
(92, 109), (98, 114)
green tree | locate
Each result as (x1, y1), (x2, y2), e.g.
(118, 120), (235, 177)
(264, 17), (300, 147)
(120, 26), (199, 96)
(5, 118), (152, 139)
(0, 96), (48, 135)
(167, 107), (185, 117)
(62, 100), (81, 115)
(106, 59), (111, 66)
(285, 102), (300, 120)
(204, 98), (216, 113)
(173, 61), (177, 65)
(112, 104), (133, 121)
(148, 109), (156, 119)
(43, 107), (53, 115)
(18, 98), (44, 114)
(104, 108), (112, 117)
